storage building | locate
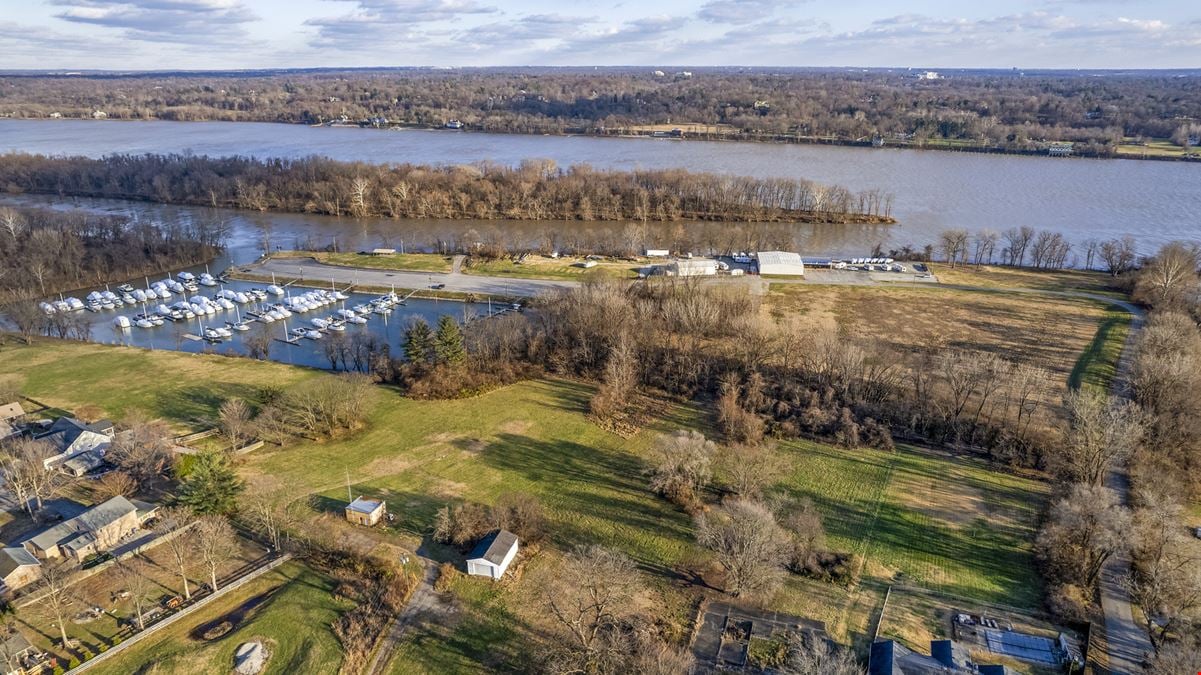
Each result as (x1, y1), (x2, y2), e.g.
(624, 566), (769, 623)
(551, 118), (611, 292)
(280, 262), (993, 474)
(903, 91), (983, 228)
(756, 251), (806, 276)
(669, 259), (718, 277)
(345, 497), (386, 527)
(466, 529), (519, 580)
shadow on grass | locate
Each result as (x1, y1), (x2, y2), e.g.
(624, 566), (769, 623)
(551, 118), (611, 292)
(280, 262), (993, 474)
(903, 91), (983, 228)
(1067, 307), (1130, 392)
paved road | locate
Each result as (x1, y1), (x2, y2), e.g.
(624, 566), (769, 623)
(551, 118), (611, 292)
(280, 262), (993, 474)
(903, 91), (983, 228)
(242, 257), (574, 298)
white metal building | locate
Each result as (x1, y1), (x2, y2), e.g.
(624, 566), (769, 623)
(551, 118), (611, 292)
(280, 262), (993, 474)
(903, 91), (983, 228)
(669, 259), (718, 277)
(466, 530), (519, 580)
(756, 251), (806, 276)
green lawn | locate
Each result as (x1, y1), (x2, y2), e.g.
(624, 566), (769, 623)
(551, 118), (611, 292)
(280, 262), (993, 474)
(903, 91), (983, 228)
(274, 251), (453, 273)
(462, 257), (640, 281)
(86, 562), (348, 675)
(1068, 305), (1132, 393)
(0, 340), (317, 432)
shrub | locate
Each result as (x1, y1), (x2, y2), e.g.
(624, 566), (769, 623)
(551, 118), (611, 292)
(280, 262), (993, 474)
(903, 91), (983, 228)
(434, 562), (458, 592)
(68, 657), (80, 669)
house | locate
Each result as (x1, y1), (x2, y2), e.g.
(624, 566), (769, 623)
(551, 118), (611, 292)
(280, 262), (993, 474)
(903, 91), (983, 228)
(0, 547), (40, 594)
(756, 251), (806, 276)
(870, 638), (1013, 675)
(368, 248), (396, 256)
(36, 417), (113, 472)
(1048, 142), (1074, 157)
(0, 627), (34, 674)
(92, 110), (107, 119)
(668, 259), (718, 277)
(0, 402), (24, 441)
(466, 529), (518, 580)
(345, 497), (386, 527)
(49, 112), (63, 119)
(24, 496), (154, 561)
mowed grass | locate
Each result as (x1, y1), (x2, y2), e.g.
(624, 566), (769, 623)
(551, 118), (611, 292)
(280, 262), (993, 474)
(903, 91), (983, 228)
(774, 441), (1047, 609)
(463, 256), (640, 281)
(1068, 306), (1132, 393)
(927, 264), (1125, 296)
(275, 250), (453, 273)
(0, 339), (317, 432)
(87, 562), (348, 675)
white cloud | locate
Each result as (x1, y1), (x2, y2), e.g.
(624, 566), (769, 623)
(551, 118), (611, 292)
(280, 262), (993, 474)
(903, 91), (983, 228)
(50, 0), (257, 44)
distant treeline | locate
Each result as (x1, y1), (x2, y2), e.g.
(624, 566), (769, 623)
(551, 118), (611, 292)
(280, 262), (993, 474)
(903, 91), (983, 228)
(0, 206), (222, 302)
(0, 153), (895, 224)
(2, 69), (1199, 155)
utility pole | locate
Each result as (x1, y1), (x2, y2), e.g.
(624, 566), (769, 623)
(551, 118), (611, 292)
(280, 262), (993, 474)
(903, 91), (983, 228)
(346, 469), (352, 504)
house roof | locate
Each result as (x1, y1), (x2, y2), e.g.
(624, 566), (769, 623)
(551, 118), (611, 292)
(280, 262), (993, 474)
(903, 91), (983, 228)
(756, 251), (804, 267)
(0, 402), (24, 420)
(61, 451), (105, 475)
(27, 496), (138, 552)
(467, 529), (518, 566)
(39, 418), (112, 456)
(0, 547), (39, 579)
(0, 628), (31, 657)
(346, 497), (384, 515)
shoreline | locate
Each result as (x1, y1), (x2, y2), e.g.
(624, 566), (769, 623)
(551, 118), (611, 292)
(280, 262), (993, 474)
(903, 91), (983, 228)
(4, 116), (1198, 164)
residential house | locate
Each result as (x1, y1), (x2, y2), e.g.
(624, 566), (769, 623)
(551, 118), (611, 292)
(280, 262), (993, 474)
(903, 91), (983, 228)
(345, 497), (386, 527)
(36, 417), (113, 474)
(0, 402), (24, 442)
(466, 529), (519, 580)
(24, 496), (155, 561)
(0, 627), (34, 675)
(870, 638), (1014, 675)
(0, 547), (40, 594)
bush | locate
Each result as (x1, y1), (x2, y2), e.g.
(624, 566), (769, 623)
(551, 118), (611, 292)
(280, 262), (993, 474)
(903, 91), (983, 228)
(1047, 583), (1092, 624)
(52, 667), (64, 675)
(796, 551), (859, 586)
(434, 562), (458, 592)
(68, 657), (80, 669)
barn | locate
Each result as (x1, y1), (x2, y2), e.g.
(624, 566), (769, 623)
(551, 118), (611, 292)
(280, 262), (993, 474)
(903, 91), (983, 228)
(466, 529), (519, 580)
(756, 251), (806, 276)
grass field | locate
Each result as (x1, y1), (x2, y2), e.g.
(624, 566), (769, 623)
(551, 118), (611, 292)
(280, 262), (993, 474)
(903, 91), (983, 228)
(1115, 138), (1197, 159)
(927, 264), (1124, 296)
(1068, 306), (1132, 393)
(0, 340), (317, 432)
(1, 340), (1054, 670)
(85, 562), (348, 675)
(274, 250), (453, 273)
(766, 283), (1117, 391)
(462, 256), (640, 281)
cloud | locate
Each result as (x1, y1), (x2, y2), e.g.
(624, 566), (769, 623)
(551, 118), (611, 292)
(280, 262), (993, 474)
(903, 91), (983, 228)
(697, 0), (800, 25)
(459, 14), (594, 48)
(0, 19), (131, 56)
(50, 0), (257, 43)
(306, 0), (498, 48)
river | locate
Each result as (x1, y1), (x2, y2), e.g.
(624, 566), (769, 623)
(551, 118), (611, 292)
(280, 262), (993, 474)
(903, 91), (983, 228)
(2, 119), (1199, 257)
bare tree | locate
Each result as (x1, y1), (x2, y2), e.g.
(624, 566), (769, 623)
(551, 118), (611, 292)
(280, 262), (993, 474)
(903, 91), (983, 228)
(1050, 390), (1146, 486)
(241, 498), (296, 552)
(1126, 491), (1201, 649)
(95, 471), (137, 499)
(786, 634), (862, 675)
(37, 561), (77, 650)
(1133, 242), (1201, 311)
(717, 442), (784, 498)
(1099, 236), (1138, 277)
(218, 398), (253, 451)
(106, 418), (174, 490)
(545, 545), (641, 672)
(648, 430), (716, 509)
(114, 556), (155, 630)
(195, 514), (238, 593)
(1037, 484), (1132, 588)
(0, 438), (63, 515)
(696, 499), (790, 597)
(155, 506), (198, 600)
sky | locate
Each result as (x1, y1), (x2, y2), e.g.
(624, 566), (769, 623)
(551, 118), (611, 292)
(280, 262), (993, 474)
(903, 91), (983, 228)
(1, 0), (1198, 71)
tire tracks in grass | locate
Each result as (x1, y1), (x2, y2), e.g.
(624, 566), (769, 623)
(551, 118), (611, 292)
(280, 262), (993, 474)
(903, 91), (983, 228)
(835, 451), (899, 638)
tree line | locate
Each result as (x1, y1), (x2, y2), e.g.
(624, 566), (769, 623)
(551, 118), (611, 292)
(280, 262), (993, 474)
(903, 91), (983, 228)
(2, 68), (1199, 156)
(0, 206), (222, 304)
(0, 153), (894, 224)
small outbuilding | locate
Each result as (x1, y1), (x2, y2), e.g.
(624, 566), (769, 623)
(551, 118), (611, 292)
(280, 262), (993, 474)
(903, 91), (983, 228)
(0, 547), (40, 593)
(645, 249), (670, 257)
(369, 248), (397, 256)
(669, 259), (718, 277)
(466, 529), (519, 580)
(756, 251), (805, 276)
(345, 497), (386, 527)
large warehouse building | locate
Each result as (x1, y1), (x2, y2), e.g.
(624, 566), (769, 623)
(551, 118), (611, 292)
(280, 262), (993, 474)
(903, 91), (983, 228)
(756, 251), (806, 276)
(669, 259), (718, 277)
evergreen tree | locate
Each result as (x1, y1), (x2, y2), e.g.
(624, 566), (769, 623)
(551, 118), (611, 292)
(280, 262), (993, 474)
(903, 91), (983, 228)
(176, 451), (244, 515)
(403, 318), (434, 364)
(433, 315), (466, 365)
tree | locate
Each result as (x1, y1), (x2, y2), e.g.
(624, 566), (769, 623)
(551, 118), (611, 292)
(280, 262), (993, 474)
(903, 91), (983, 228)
(403, 318), (434, 364)
(155, 506), (197, 601)
(491, 492), (545, 544)
(106, 418), (174, 490)
(786, 634), (862, 675)
(218, 398), (253, 451)
(433, 315), (466, 365)
(696, 499), (790, 597)
(1037, 484), (1131, 588)
(545, 545), (640, 672)
(648, 430), (716, 509)
(0, 438), (63, 516)
(195, 514), (238, 592)
(6, 301), (43, 344)
(95, 471), (137, 499)
(1050, 390), (1145, 486)
(1148, 636), (1201, 674)
(242, 497), (296, 552)
(1133, 242), (1200, 311)
(1099, 236), (1137, 276)
(266, 374), (373, 438)
(783, 499), (827, 571)
(717, 443), (783, 498)
(114, 556), (155, 630)
(177, 450), (244, 515)
(937, 229), (969, 267)
(37, 561), (77, 650)
(1125, 491), (1201, 649)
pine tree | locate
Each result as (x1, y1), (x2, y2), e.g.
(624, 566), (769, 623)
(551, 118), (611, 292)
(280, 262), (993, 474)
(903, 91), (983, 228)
(177, 451), (244, 515)
(433, 315), (466, 365)
(403, 318), (434, 364)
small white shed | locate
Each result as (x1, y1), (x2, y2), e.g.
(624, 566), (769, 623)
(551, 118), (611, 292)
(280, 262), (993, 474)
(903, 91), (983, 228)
(466, 530), (519, 580)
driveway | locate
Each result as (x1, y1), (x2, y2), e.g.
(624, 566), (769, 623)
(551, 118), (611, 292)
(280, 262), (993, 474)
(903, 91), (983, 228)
(365, 556), (444, 675)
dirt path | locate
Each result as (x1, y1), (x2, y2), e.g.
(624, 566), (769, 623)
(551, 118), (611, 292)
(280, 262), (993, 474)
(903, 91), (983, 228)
(365, 556), (444, 675)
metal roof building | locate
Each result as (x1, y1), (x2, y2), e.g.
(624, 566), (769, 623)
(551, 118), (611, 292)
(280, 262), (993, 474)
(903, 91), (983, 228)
(756, 251), (805, 276)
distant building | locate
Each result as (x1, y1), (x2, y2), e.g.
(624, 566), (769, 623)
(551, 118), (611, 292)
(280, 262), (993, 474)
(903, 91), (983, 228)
(24, 496), (155, 561)
(466, 530), (519, 580)
(0, 627), (33, 672)
(668, 259), (718, 277)
(917, 71), (941, 80)
(445, 120), (464, 129)
(0, 547), (40, 593)
(368, 248), (397, 256)
(345, 497), (386, 527)
(652, 70), (666, 77)
(91, 110), (107, 119)
(756, 251), (806, 276)
(645, 249), (670, 257)
(49, 112), (62, 119)
(1048, 142), (1074, 157)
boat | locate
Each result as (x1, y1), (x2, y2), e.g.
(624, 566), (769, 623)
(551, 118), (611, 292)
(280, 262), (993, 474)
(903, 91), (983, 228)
(326, 318), (346, 331)
(117, 283), (135, 293)
(113, 316), (131, 329)
(290, 327), (307, 339)
(39, 302), (56, 315)
(228, 320), (250, 331)
(86, 300), (101, 312)
(250, 288), (268, 301)
(183, 281), (199, 293)
(215, 326), (233, 338)
(352, 304), (371, 314)
(311, 317), (330, 330)
(177, 271), (196, 282)
(132, 289), (148, 302)
(198, 273), (217, 287)
(66, 297), (84, 311)
(305, 329), (323, 340)
(258, 312), (276, 323)
(217, 297), (236, 310)
(267, 285), (285, 296)
(135, 317), (154, 329)
(202, 327), (224, 341)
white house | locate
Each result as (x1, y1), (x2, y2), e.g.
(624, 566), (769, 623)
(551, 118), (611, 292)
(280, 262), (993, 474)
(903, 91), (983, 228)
(466, 530), (519, 580)
(756, 251), (806, 276)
